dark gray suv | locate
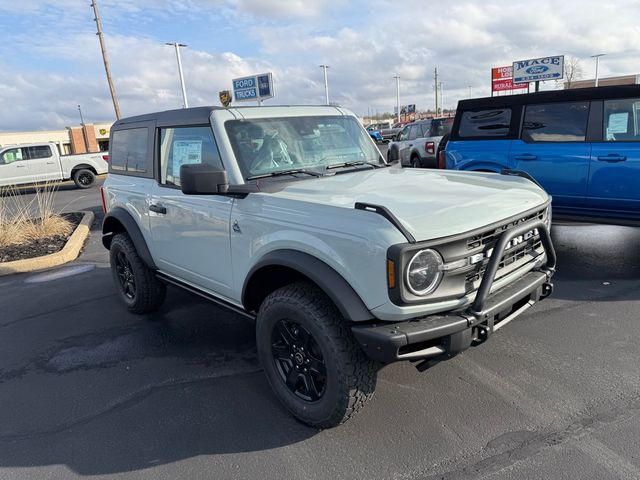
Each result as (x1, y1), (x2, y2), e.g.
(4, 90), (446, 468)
(388, 117), (454, 168)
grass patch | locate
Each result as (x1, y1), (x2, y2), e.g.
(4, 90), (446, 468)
(0, 183), (73, 248)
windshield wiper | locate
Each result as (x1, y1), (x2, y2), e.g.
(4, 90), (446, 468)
(246, 169), (322, 180)
(326, 160), (387, 170)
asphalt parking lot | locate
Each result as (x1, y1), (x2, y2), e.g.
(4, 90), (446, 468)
(1, 173), (639, 480)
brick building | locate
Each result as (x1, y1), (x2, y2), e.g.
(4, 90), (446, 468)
(0, 122), (113, 155)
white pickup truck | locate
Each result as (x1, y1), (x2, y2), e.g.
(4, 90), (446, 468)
(0, 142), (108, 189)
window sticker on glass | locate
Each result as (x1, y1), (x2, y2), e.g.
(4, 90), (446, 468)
(173, 140), (203, 168)
(606, 112), (629, 139)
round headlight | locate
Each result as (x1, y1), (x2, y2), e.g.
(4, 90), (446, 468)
(405, 249), (444, 296)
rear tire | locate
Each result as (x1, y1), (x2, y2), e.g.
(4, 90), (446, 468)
(109, 233), (166, 314)
(73, 169), (95, 189)
(410, 155), (421, 168)
(256, 282), (378, 428)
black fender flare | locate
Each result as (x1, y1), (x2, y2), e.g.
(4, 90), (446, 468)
(71, 163), (98, 174)
(242, 249), (373, 322)
(102, 207), (157, 269)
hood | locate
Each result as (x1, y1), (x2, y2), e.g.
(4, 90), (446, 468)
(268, 168), (549, 241)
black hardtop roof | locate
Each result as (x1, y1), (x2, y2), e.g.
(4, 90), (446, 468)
(459, 84), (640, 110)
(112, 104), (350, 129)
(112, 106), (223, 128)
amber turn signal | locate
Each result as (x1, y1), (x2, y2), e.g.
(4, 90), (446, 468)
(387, 259), (396, 289)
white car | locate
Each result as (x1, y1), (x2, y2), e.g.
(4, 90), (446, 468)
(102, 105), (555, 428)
(0, 142), (107, 188)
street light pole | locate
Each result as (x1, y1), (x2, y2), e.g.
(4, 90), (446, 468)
(319, 65), (330, 105)
(166, 42), (189, 108)
(394, 75), (400, 124)
(591, 53), (605, 87)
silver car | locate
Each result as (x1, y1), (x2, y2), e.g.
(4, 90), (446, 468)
(388, 117), (454, 168)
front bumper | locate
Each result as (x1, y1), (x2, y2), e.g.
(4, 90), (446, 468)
(352, 220), (556, 364)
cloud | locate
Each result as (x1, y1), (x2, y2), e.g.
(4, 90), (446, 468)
(1, 0), (639, 130)
(234, 0), (343, 18)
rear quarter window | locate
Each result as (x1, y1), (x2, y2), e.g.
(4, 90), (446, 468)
(458, 109), (512, 138)
(109, 127), (149, 174)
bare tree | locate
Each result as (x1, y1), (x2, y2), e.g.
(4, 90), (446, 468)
(559, 56), (583, 89)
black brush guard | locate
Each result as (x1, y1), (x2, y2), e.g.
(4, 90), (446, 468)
(352, 220), (556, 366)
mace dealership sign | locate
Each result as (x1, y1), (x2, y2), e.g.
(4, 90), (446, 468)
(232, 73), (274, 102)
(512, 55), (564, 83)
(491, 66), (527, 92)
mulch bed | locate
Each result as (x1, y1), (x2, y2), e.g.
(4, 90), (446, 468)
(0, 212), (83, 263)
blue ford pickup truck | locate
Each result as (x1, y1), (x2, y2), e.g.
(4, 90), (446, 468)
(444, 85), (640, 225)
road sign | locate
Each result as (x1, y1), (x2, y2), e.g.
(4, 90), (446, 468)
(512, 55), (564, 83)
(491, 66), (527, 93)
(232, 73), (274, 103)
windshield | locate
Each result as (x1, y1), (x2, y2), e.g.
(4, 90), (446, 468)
(225, 115), (383, 179)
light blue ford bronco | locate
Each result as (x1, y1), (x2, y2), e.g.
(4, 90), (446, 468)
(101, 105), (555, 428)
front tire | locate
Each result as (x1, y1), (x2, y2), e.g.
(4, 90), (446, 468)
(256, 282), (378, 428)
(387, 146), (398, 163)
(109, 233), (166, 314)
(73, 169), (95, 189)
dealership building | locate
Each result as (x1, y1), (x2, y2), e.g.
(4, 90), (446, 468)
(565, 74), (640, 89)
(0, 122), (113, 155)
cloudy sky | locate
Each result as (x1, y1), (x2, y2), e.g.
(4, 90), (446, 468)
(0, 0), (639, 131)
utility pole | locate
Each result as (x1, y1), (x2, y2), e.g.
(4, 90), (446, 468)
(166, 42), (189, 108)
(394, 75), (400, 124)
(591, 53), (605, 87)
(434, 67), (439, 115)
(319, 65), (330, 105)
(91, 0), (121, 119)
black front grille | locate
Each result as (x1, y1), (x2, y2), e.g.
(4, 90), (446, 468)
(464, 208), (546, 286)
(466, 239), (542, 284)
(466, 208), (546, 251)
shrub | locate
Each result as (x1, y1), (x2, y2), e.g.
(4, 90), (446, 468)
(0, 183), (72, 249)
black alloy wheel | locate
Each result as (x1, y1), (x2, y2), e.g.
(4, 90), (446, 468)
(271, 320), (327, 402)
(78, 172), (93, 186)
(115, 250), (136, 300)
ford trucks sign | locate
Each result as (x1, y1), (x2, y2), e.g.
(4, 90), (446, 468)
(232, 73), (274, 103)
(512, 55), (564, 83)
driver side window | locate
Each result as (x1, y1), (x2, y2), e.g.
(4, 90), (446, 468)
(0, 148), (24, 165)
(159, 126), (223, 187)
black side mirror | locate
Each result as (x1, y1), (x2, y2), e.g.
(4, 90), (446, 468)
(180, 164), (229, 194)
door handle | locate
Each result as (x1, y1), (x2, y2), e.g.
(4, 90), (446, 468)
(149, 204), (167, 214)
(597, 154), (627, 163)
(16, 164), (26, 168)
(46, 161), (55, 165)
(514, 154), (537, 161)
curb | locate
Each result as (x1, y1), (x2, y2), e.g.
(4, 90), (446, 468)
(0, 211), (95, 276)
